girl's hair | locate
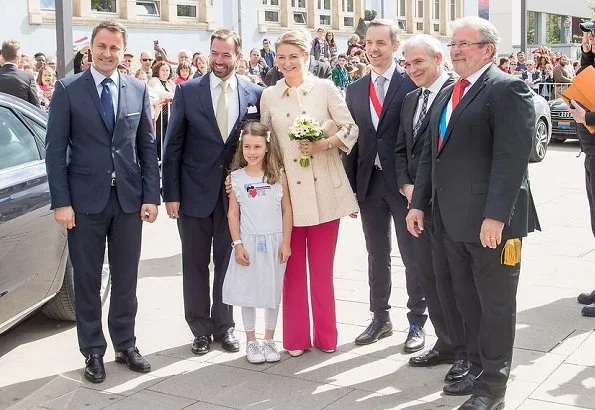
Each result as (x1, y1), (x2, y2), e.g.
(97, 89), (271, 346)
(230, 121), (284, 185)
(36, 66), (55, 86)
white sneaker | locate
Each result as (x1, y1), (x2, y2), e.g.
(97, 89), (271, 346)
(246, 341), (265, 364)
(262, 339), (281, 362)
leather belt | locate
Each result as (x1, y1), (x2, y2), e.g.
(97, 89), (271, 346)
(110, 177), (117, 186)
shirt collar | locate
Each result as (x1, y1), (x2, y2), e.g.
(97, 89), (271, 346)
(370, 61), (397, 84)
(210, 71), (238, 91)
(424, 71), (450, 95)
(276, 72), (316, 98)
(463, 62), (493, 88)
(90, 65), (119, 89)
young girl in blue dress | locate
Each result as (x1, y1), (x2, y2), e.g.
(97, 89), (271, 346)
(223, 121), (292, 364)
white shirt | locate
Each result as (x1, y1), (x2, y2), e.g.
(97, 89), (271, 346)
(413, 71), (450, 126)
(369, 62), (397, 169)
(90, 66), (119, 119)
(210, 71), (239, 138)
(446, 62), (492, 125)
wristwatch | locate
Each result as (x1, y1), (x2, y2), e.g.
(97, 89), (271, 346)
(231, 239), (243, 248)
(325, 138), (333, 150)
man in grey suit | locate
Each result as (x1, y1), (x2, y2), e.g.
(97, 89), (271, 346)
(394, 34), (469, 388)
(0, 40), (40, 108)
(45, 21), (160, 384)
(162, 29), (262, 356)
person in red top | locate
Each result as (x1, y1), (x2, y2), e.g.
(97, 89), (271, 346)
(175, 61), (192, 85)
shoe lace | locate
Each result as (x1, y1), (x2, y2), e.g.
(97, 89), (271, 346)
(262, 340), (277, 355)
(247, 342), (262, 356)
(409, 325), (422, 338)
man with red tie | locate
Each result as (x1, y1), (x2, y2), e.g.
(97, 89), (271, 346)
(406, 17), (539, 410)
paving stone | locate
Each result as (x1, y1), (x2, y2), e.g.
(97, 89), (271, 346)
(39, 387), (125, 409)
(510, 348), (567, 384)
(518, 399), (594, 409)
(323, 389), (430, 409)
(530, 363), (595, 408)
(565, 331), (595, 368)
(103, 389), (196, 409)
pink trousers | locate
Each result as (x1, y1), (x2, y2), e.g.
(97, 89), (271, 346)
(282, 219), (340, 351)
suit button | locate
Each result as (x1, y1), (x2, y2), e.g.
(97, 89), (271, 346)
(111, 147), (116, 152)
(106, 170), (112, 174)
(218, 164), (223, 169)
(314, 178), (318, 182)
(293, 158), (298, 162)
(436, 159), (440, 164)
(411, 154), (416, 159)
(297, 181), (301, 184)
(378, 138), (383, 142)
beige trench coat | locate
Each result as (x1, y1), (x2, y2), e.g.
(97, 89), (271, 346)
(260, 74), (359, 227)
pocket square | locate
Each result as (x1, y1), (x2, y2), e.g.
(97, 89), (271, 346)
(126, 112), (141, 117)
(247, 106), (258, 114)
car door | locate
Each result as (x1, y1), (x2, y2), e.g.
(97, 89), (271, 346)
(0, 104), (66, 331)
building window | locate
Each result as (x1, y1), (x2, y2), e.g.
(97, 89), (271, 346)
(416, 0), (423, 18)
(318, 0), (331, 26)
(320, 15), (331, 25)
(265, 10), (280, 22)
(416, 22), (424, 31)
(450, 0), (456, 21)
(294, 11), (307, 24)
(262, 0), (279, 5)
(292, 0), (306, 8)
(344, 16), (354, 26)
(342, 0), (354, 12)
(434, 0), (440, 19)
(177, 1), (197, 18)
(263, 0), (281, 23)
(137, 0), (160, 16)
(92, 0), (117, 13)
(40, 0), (55, 10)
(396, 0), (406, 31)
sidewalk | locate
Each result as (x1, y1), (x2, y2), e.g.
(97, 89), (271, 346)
(0, 142), (594, 409)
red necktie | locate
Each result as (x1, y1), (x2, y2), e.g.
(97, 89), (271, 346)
(438, 78), (470, 151)
(452, 78), (470, 111)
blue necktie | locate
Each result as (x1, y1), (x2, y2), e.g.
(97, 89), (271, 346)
(100, 78), (115, 133)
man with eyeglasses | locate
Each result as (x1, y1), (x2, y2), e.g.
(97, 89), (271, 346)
(139, 51), (154, 78)
(406, 17), (539, 410)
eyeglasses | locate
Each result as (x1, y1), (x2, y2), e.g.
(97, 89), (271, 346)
(141, 58), (154, 62)
(446, 41), (485, 49)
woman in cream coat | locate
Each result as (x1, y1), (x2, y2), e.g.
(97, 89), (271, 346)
(260, 29), (358, 356)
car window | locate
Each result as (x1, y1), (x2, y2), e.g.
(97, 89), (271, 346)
(21, 116), (46, 140)
(0, 106), (41, 171)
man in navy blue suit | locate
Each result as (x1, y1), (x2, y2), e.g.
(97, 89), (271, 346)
(162, 29), (262, 355)
(342, 19), (425, 353)
(45, 21), (160, 383)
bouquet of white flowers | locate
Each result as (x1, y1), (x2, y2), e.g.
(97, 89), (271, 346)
(288, 115), (324, 167)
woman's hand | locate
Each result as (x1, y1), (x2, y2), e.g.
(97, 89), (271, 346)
(279, 243), (291, 263)
(298, 140), (326, 156)
(235, 245), (250, 266)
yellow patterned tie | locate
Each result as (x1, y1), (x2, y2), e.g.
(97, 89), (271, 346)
(216, 80), (228, 142)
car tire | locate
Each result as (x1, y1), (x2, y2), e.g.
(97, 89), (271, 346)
(42, 257), (111, 322)
(529, 118), (548, 163)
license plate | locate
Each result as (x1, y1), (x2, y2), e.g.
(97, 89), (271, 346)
(556, 121), (570, 129)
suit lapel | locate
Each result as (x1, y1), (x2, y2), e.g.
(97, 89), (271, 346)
(412, 76), (455, 151)
(357, 74), (377, 137)
(228, 76), (250, 145)
(440, 67), (492, 152)
(197, 74), (221, 141)
(378, 67), (404, 127)
(83, 69), (112, 134)
(408, 89), (422, 150)
(114, 73), (127, 132)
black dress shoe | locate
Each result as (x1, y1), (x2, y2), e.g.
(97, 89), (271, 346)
(192, 336), (211, 355)
(581, 303), (595, 317)
(354, 318), (393, 345)
(216, 328), (240, 352)
(84, 354), (106, 383)
(443, 373), (476, 396)
(115, 347), (151, 373)
(458, 395), (505, 410)
(577, 290), (595, 305)
(445, 359), (471, 382)
(409, 349), (455, 367)
(404, 325), (425, 353)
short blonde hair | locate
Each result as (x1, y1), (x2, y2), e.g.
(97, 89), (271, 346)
(275, 29), (311, 54)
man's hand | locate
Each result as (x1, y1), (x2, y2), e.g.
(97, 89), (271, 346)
(140, 204), (158, 223)
(224, 175), (232, 195)
(479, 218), (505, 249)
(402, 184), (414, 204)
(165, 202), (180, 219)
(235, 245), (250, 266)
(279, 242), (291, 263)
(55, 206), (75, 229)
(569, 100), (587, 125)
(405, 209), (424, 237)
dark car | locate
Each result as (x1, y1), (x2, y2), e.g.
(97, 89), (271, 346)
(0, 92), (110, 334)
(548, 98), (579, 142)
